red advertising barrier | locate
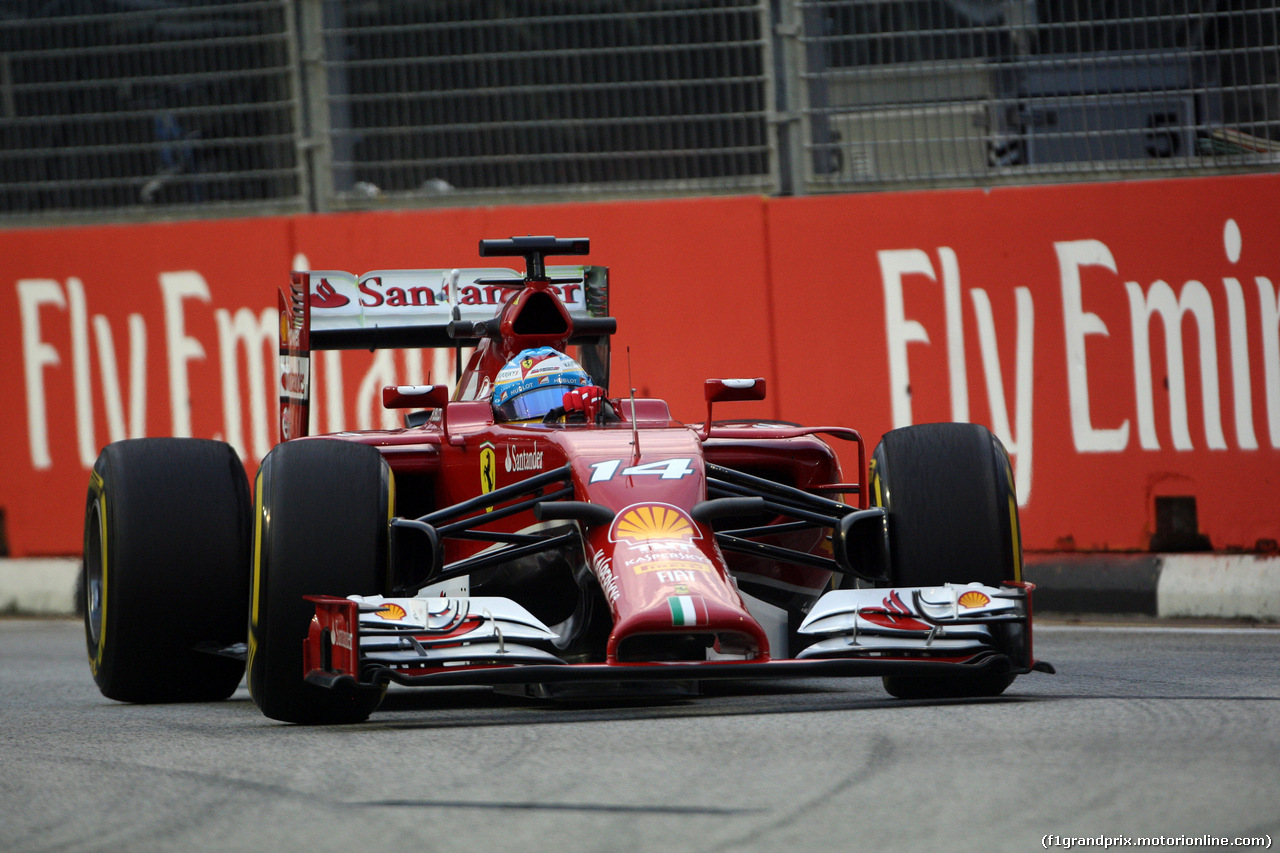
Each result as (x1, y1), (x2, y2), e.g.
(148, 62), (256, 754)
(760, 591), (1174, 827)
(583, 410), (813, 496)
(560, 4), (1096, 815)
(768, 177), (1280, 553)
(3, 177), (1278, 556)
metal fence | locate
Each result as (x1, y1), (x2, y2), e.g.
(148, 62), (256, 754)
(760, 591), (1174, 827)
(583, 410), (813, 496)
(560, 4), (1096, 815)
(0, 0), (303, 220)
(795, 0), (1280, 190)
(1, 0), (1277, 224)
(305, 0), (774, 207)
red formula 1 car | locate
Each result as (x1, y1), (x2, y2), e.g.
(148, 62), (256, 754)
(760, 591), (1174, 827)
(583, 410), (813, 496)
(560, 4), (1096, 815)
(82, 236), (1052, 724)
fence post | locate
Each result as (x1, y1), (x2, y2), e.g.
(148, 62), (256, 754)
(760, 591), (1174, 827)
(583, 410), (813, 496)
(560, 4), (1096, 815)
(771, 0), (804, 196)
(295, 0), (334, 213)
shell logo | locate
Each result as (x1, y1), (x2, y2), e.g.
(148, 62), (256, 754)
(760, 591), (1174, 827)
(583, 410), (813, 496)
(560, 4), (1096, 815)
(376, 603), (408, 620)
(957, 590), (991, 609)
(611, 504), (697, 543)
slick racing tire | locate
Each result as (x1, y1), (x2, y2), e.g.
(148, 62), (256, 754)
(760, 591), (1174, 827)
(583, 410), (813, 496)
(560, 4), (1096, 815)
(248, 439), (391, 724)
(869, 422), (1021, 700)
(83, 438), (251, 703)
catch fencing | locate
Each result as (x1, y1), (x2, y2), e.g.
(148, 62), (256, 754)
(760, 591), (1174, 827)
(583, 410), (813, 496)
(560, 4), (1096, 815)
(2, 0), (1277, 223)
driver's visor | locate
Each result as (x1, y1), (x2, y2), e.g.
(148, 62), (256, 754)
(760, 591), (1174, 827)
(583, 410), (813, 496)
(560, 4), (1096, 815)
(495, 385), (573, 422)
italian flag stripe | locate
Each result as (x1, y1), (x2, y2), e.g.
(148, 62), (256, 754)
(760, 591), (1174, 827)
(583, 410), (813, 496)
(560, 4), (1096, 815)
(668, 595), (703, 626)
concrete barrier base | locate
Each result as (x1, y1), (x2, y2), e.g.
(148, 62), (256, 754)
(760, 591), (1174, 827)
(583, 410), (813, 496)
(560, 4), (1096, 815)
(0, 559), (80, 616)
(1155, 554), (1280, 620)
(1, 554), (1278, 620)
(1024, 553), (1280, 620)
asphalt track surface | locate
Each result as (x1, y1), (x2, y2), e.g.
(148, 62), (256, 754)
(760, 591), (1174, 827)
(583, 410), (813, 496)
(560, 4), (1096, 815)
(2, 618), (1277, 853)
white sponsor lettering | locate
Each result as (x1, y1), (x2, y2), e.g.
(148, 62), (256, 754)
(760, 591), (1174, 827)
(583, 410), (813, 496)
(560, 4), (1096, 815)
(12, 217), (1278, 500)
(94, 313), (148, 447)
(281, 363), (308, 397)
(216, 306), (276, 461)
(68, 277), (94, 467)
(20, 278), (149, 470)
(622, 542), (700, 563)
(506, 442), (543, 472)
(588, 457), (695, 483)
(15, 263), (444, 470)
(592, 552), (620, 603)
(971, 285), (1034, 502)
(880, 249), (941, 427)
(1057, 239), (1130, 454)
(1221, 220), (1258, 450)
(18, 279), (66, 470)
(877, 221), (1280, 503)
(1056, 221), (1280, 453)
(1126, 278), (1225, 451)
(160, 271), (211, 439)
(331, 627), (353, 650)
(1258, 274), (1280, 449)
(881, 247), (1035, 503)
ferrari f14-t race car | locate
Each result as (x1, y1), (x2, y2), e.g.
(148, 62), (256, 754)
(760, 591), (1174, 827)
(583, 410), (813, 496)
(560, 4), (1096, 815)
(82, 236), (1053, 724)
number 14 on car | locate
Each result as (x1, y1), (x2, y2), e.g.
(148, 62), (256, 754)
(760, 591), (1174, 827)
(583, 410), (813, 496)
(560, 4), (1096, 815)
(589, 458), (696, 483)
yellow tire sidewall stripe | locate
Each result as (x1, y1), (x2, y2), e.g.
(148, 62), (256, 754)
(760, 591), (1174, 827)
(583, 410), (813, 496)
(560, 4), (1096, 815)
(247, 468), (264, 687)
(1002, 449), (1023, 584)
(88, 470), (107, 674)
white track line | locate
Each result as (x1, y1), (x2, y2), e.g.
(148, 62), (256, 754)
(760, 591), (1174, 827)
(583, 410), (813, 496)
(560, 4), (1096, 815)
(1038, 625), (1279, 635)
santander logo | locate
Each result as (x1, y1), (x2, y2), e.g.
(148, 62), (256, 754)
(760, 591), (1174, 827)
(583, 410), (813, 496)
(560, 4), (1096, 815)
(312, 278), (350, 308)
(505, 443), (543, 472)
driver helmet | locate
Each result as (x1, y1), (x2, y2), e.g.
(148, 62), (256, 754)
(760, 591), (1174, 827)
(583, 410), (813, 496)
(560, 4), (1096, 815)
(492, 347), (592, 422)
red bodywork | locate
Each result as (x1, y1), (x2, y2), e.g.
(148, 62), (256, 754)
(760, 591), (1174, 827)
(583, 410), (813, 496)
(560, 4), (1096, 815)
(299, 406), (863, 678)
(283, 239), (1039, 693)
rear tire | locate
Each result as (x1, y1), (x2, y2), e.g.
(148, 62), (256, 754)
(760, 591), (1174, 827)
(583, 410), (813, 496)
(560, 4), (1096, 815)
(83, 438), (251, 703)
(248, 439), (391, 724)
(869, 423), (1021, 700)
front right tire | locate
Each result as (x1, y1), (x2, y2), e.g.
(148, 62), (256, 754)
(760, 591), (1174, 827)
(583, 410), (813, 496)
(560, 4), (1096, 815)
(869, 422), (1022, 700)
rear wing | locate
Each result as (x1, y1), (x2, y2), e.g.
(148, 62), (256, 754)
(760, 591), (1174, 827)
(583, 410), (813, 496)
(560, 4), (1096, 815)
(278, 265), (609, 441)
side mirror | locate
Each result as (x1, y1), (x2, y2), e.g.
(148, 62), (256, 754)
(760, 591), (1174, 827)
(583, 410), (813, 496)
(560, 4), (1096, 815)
(382, 384), (450, 409)
(382, 384), (452, 435)
(702, 378), (766, 436)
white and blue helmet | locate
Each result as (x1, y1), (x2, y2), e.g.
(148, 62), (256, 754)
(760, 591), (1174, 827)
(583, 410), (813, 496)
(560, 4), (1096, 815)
(492, 347), (592, 421)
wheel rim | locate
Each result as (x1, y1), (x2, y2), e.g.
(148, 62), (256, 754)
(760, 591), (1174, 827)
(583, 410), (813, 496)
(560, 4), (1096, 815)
(85, 503), (104, 647)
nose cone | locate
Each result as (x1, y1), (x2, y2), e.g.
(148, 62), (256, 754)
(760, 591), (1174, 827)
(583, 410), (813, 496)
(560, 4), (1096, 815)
(607, 587), (770, 663)
(595, 503), (770, 663)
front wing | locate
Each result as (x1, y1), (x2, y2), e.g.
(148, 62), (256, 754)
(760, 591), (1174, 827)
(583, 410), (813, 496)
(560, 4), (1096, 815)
(301, 582), (1053, 694)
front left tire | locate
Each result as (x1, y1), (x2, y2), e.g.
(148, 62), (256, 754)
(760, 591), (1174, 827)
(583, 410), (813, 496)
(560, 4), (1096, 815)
(83, 438), (251, 703)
